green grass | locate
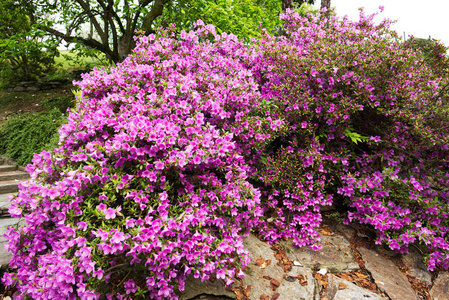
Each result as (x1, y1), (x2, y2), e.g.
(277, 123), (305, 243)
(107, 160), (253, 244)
(0, 92), (34, 110)
(55, 50), (108, 70)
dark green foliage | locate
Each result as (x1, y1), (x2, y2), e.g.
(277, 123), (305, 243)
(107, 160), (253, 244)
(0, 109), (65, 165)
(42, 95), (75, 113)
(405, 37), (448, 68)
(156, 0), (283, 41)
(0, 0), (58, 85)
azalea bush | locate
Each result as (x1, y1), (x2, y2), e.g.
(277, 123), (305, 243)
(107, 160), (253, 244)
(3, 8), (449, 300)
(3, 22), (271, 300)
(251, 8), (449, 269)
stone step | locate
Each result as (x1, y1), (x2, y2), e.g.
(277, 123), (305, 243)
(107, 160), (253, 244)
(0, 171), (29, 182)
(0, 217), (25, 267)
(0, 180), (23, 194)
(0, 165), (17, 173)
(0, 194), (14, 216)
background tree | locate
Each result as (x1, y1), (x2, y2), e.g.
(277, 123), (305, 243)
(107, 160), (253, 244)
(405, 37), (446, 62)
(156, 0), (283, 41)
(0, 0), (58, 84)
(21, 0), (170, 63)
(320, 0), (331, 17)
(320, 0), (330, 9)
(19, 0), (317, 65)
(283, 0), (315, 11)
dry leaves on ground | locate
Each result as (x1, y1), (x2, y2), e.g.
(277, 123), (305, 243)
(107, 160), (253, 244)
(255, 257), (271, 269)
(314, 273), (328, 289)
(232, 285), (251, 300)
(319, 225), (333, 236)
(262, 275), (281, 291)
(335, 271), (376, 292)
(282, 274), (308, 286)
(270, 244), (292, 272)
(407, 275), (431, 300)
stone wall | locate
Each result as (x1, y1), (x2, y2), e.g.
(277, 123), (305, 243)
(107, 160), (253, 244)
(7, 80), (70, 92)
(4, 69), (90, 92)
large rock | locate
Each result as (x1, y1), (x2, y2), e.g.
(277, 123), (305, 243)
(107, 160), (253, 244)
(179, 275), (236, 300)
(26, 85), (40, 92)
(401, 248), (432, 285)
(326, 274), (387, 300)
(430, 272), (449, 300)
(180, 234), (320, 300)
(12, 86), (25, 92)
(242, 234), (318, 300)
(281, 235), (359, 273)
(0, 217), (26, 267)
(335, 223), (357, 240)
(358, 247), (418, 300)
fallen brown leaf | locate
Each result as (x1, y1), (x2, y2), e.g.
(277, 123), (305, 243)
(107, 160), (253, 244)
(255, 257), (271, 269)
(271, 293), (280, 300)
(270, 278), (281, 291)
(232, 286), (249, 300)
(355, 272), (369, 280)
(262, 260), (271, 268)
(296, 274), (308, 286)
(260, 295), (270, 300)
(244, 285), (251, 297)
(256, 257), (265, 267)
(338, 282), (348, 290)
(233, 289), (244, 300)
(320, 228), (332, 236)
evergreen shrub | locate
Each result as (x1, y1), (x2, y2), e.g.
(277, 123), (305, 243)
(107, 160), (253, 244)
(0, 109), (66, 165)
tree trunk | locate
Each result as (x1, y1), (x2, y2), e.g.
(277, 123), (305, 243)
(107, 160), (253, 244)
(21, 54), (31, 80)
(118, 33), (134, 62)
(321, 0), (331, 10)
(142, 0), (167, 34)
(320, 0), (331, 17)
(282, 0), (294, 11)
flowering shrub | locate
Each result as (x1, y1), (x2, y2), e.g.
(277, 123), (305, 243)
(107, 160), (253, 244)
(251, 8), (449, 269)
(3, 23), (272, 299)
(3, 8), (449, 300)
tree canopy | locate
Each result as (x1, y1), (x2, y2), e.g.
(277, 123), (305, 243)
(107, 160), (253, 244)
(17, 0), (309, 64)
(0, 0), (58, 82)
(156, 0), (283, 41)
(21, 0), (170, 63)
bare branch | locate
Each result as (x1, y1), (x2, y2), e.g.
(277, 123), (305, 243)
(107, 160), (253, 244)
(38, 25), (120, 62)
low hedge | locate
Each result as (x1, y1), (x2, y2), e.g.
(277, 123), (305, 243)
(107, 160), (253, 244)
(0, 109), (66, 165)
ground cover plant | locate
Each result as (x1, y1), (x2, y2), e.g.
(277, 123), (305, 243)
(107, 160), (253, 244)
(0, 108), (68, 165)
(3, 8), (449, 299)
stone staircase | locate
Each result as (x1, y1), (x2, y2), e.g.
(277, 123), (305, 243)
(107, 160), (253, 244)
(0, 165), (29, 217)
(0, 163), (29, 267)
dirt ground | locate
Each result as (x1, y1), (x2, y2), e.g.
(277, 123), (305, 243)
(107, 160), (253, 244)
(0, 86), (74, 126)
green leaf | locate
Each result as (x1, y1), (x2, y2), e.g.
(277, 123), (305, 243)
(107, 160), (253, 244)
(343, 129), (369, 144)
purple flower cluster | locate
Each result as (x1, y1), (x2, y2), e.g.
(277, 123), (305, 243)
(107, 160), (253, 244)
(3, 8), (449, 299)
